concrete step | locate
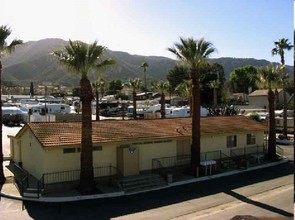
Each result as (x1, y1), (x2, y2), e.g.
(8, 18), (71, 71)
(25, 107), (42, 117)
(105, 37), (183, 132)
(23, 187), (39, 198)
(120, 174), (166, 193)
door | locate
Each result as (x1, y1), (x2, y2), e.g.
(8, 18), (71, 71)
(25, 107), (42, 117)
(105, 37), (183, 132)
(117, 145), (139, 176)
(176, 139), (191, 156)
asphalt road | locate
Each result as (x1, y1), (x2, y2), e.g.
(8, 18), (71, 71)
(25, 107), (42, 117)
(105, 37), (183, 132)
(0, 162), (293, 220)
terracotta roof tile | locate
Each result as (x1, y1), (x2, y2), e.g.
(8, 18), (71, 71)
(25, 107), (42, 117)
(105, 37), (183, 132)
(22, 116), (266, 148)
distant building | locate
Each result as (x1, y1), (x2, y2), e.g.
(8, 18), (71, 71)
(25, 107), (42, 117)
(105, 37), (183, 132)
(248, 89), (289, 110)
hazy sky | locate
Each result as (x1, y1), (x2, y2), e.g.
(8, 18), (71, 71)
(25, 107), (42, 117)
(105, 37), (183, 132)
(1, 0), (294, 65)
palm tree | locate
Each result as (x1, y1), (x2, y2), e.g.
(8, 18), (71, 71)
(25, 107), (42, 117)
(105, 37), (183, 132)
(176, 80), (192, 114)
(208, 79), (220, 106)
(140, 62), (149, 96)
(152, 81), (170, 118)
(271, 38), (293, 137)
(127, 78), (142, 119)
(168, 37), (216, 175)
(257, 65), (281, 161)
(53, 40), (114, 193)
(92, 78), (106, 121)
(0, 25), (23, 184)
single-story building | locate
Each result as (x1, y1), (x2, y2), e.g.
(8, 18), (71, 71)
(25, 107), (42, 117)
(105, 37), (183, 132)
(248, 89), (290, 110)
(9, 116), (266, 187)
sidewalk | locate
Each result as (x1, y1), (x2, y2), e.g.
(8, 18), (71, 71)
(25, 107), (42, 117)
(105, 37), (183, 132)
(0, 159), (290, 203)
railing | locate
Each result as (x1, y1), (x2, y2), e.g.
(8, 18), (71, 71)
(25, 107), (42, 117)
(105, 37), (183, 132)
(200, 150), (221, 161)
(42, 165), (121, 185)
(152, 154), (191, 170)
(21, 175), (29, 196)
(230, 145), (266, 158)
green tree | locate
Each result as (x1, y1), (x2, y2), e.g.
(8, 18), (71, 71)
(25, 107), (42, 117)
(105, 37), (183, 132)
(108, 79), (123, 95)
(53, 40), (114, 193)
(229, 65), (258, 95)
(271, 38), (293, 137)
(175, 80), (192, 111)
(92, 78), (106, 121)
(168, 37), (216, 175)
(167, 65), (189, 91)
(151, 80), (170, 118)
(0, 25), (23, 184)
(200, 63), (225, 106)
(256, 65), (282, 161)
(140, 62), (149, 95)
(127, 78), (142, 119)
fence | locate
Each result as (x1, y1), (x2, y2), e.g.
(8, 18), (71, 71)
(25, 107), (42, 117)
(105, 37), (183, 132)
(42, 165), (120, 184)
(230, 145), (266, 158)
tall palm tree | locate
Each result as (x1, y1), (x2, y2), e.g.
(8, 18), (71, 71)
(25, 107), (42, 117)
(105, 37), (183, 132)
(168, 37), (216, 175)
(140, 62), (149, 96)
(127, 78), (142, 119)
(271, 38), (293, 137)
(257, 65), (281, 161)
(92, 78), (106, 121)
(152, 80), (170, 118)
(53, 40), (114, 193)
(208, 79), (220, 106)
(0, 25), (23, 184)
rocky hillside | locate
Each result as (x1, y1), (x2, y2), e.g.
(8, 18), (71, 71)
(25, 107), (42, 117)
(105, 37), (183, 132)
(2, 38), (293, 87)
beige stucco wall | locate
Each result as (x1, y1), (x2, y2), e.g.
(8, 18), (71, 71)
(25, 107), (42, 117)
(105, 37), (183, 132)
(43, 147), (80, 173)
(19, 130), (45, 179)
(136, 140), (176, 171)
(13, 128), (265, 180)
(201, 131), (264, 156)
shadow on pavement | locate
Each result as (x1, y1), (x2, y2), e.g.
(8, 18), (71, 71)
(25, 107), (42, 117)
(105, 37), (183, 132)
(224, 190), (293, 217)
(23, 162), (294, 220)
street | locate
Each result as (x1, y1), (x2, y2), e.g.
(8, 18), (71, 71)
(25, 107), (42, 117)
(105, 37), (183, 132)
(0, 162), (293, 220)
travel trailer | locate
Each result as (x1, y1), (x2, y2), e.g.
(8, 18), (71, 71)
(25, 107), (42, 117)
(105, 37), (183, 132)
(20, 103), (71, 115)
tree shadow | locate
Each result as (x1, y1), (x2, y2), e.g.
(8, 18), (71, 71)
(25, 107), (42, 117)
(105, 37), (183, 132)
(23, 162), (293, 220)
(224, 190), (293, 217)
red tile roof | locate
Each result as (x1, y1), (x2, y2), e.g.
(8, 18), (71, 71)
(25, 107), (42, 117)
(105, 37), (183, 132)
(18, 116), (266, 148)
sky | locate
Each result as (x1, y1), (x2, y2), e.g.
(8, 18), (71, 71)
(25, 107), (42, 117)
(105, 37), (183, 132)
(1, 0), (294, 65)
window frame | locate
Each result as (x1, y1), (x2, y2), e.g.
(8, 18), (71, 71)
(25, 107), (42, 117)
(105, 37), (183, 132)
(227, 135), (237, 148)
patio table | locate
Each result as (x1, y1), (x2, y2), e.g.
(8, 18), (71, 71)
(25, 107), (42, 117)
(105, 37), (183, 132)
(200, 160), (217, 175)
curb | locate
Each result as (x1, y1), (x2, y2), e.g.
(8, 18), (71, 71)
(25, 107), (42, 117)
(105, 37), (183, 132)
(0, 159), (290, 203)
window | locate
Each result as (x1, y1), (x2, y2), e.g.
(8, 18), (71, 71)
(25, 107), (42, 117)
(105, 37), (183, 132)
(63, 148), (76, 154)
(227, 135), (237, 148)
(93, 145), (102, 151)
(247, 134), (256, 145)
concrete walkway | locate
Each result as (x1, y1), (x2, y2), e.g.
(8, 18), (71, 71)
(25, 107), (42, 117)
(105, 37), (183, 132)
(0, 159), (290, 203)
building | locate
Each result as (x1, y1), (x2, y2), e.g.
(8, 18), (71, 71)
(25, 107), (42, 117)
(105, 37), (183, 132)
(9, 116), (266, 193)
(248, 89), (290, 110)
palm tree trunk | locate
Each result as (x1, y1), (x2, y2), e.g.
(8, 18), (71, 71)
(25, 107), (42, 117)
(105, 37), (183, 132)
(267, 89), (276, 161)
(282, 82), (287, 137)
(0, 61), (5, 184)
(213, 88), (217, 106)
(132, 91), (137, 119)
(95, 90), (100, 121)
(78, 77), (96, 193)
(160, 93), (165, 118)
(190, 69), (201, 176)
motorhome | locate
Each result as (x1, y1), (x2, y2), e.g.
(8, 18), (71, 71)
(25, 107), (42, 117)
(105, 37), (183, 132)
(167, 106), (208, 118)
(20, 103), (71, 115)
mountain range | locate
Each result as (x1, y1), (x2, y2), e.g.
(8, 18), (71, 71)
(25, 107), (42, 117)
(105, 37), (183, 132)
(2, 38), (293, 87)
